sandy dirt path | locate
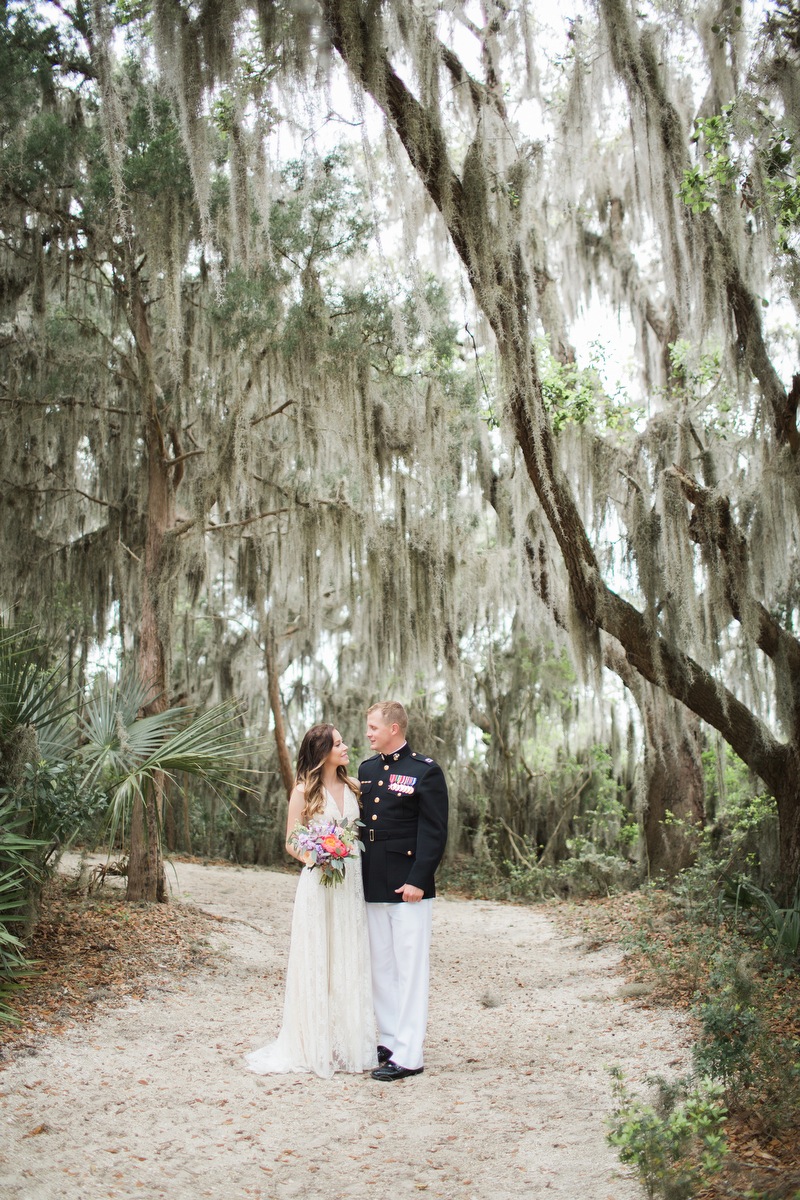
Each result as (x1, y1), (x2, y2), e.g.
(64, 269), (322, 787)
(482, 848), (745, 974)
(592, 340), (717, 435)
(0, 860), (691, 1199)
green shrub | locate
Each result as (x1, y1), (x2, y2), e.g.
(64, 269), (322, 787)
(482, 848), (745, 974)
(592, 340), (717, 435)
(506, 848), (637, 899)
(693, 970), (761, 1090)
(692, 951), (800, 1130)
(13, 758), (107, 862)
(607, 1069), (728, 1200)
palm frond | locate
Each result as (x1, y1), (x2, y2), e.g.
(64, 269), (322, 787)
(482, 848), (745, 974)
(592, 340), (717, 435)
(0, 628), (76, 742)
(79, 672), (185, 788)
(81, 672), (160, 747)
(111, 701), (255, 794)
(86, 689), (257, 854)
(0, 794), (45, 1023)
(36, 718), (75, 767)
(104, 775), (144, 855)
(122, 710), (191, 759)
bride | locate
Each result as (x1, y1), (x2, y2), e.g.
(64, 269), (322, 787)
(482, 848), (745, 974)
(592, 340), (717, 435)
(245, 723), (377, 1078)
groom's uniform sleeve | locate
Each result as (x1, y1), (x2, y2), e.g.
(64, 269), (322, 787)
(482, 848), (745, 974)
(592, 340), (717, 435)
(405, 756), (448, 895)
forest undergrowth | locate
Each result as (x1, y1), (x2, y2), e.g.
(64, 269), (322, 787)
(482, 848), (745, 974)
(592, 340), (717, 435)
(557, 887), (800, 1200)
(0, 871), (217, 1058)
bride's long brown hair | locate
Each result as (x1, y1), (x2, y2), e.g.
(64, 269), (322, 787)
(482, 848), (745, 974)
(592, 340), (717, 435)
(295, 723), (360, 823)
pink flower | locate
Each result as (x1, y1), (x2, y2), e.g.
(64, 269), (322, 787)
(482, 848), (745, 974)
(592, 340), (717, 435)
(320, 834), (348, 858)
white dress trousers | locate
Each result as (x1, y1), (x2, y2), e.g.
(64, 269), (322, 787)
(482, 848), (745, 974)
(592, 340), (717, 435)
(366, 898), (433, 1071)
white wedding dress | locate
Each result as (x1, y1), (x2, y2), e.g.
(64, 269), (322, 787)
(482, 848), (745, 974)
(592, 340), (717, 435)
(245, 787), (377, 1078)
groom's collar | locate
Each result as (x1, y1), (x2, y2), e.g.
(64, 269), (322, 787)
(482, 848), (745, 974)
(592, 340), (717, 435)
(381, 741), (409, 763)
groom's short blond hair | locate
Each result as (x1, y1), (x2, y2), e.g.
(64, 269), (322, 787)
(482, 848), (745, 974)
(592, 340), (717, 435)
(367, 700), (408, 735)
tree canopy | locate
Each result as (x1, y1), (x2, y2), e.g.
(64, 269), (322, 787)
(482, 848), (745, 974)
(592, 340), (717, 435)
(1, 0), (799, 898)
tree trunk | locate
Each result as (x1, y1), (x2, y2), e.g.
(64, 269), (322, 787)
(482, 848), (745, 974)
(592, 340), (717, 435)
(776, 768), (800, 905)
(127, 429), (170, 900)
(126, 281), (173, 903)
(265, 626), (294, 798)
(182, 774), (192, 855)
(641, 719), (705, 878)
(607, 647), (705, 876)
(127, 779), (167, 903)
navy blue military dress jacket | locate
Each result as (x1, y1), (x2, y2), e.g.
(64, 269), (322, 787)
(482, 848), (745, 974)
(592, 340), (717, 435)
(358, 743), (449, 903)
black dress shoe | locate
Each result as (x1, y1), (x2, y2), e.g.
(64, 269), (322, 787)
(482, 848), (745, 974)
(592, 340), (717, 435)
(371, 1062), (424, 1081)
(377, 1044), (393, 1064)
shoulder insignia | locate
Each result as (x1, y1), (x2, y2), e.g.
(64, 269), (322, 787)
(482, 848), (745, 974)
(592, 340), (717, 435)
(425, 757), (433, 763)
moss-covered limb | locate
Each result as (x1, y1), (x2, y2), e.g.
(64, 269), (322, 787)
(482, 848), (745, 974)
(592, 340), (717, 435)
(316, 1), (797, 864)
(666, 463), (800, 681)
(510, 318), (793, 873)
(438, 41), (508, 122)
(601, 584), (787, 787)
(722, 258), (799, 452)
(320, 0), (470, 267)
(508, 354), (786, 791)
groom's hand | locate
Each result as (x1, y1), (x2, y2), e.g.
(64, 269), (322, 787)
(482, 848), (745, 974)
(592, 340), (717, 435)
(396, 884), (424, 903)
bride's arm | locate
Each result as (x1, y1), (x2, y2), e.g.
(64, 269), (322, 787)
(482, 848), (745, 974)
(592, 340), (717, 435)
(285, 784), (311, 864)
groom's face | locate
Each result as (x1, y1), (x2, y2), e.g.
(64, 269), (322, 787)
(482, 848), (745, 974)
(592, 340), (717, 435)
(366, 714), (397, 756)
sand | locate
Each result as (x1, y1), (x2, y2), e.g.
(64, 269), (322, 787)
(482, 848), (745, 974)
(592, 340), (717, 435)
(0, 858), (691, 1199)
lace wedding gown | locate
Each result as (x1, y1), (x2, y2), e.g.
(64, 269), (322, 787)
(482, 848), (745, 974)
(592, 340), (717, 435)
(245, 787), (377, 1078)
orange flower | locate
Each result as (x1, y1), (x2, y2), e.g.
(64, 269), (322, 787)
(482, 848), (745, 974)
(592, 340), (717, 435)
(320, 835), (348, 858)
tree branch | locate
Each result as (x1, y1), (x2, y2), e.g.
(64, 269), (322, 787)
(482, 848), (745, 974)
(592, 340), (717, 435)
(118, 539), (142, 563)
(321, 0), (790, 797)
(206, 508), (290, 532)
(666, 464), (800, 673)
(250, 399), (295, 427)
(0, 395), (133, 415)
(164, 449), (204, 469)
(1, 481), (119, 509)
(175, 508), (291, 536)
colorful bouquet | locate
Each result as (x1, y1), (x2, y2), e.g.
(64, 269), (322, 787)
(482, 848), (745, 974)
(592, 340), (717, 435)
(289, 816), (365, 887)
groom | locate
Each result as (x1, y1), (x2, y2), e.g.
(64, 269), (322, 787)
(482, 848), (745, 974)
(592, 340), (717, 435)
(359, 701), (449, 1081)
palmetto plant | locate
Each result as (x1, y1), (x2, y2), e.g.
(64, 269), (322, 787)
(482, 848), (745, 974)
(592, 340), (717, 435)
(0, 628), (99, 868)
(0, 627), (75, 1021)
(735, 877), (800, 958)
(0, 627), (75, 777)
(0, 630), (254, 1015)
(0, 794), (45, 1022)
(78, 673), (254, 860)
